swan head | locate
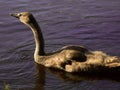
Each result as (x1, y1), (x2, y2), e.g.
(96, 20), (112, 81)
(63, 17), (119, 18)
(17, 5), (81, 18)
(11, 12), (35, 25)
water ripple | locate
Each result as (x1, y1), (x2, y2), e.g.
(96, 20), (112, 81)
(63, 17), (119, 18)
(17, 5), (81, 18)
(0, 0), (120, 90)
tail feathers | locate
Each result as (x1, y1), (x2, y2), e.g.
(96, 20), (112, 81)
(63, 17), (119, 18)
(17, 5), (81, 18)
(105, 56), (120, 68)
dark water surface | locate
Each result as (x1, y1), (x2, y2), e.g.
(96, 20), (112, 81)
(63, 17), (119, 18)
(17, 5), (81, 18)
(0, 0), (120, 90)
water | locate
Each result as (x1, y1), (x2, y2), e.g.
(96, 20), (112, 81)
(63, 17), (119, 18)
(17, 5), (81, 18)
(0, 0), (120, 90)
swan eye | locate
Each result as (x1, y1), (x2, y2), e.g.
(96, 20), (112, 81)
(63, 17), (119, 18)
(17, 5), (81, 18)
(17, 13), (22, 17)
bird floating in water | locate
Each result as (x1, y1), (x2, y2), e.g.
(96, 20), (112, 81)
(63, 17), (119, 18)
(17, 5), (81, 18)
(11, 12), (120, 73)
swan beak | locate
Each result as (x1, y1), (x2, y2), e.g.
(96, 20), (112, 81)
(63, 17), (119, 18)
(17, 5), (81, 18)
(10, 13), (20, 18)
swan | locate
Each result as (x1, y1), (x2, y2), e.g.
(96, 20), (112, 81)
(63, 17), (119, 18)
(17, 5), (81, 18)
(11, 12), (120, 73)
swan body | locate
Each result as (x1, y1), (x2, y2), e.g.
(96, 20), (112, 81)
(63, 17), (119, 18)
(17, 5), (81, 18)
(11, 12), (120, 73)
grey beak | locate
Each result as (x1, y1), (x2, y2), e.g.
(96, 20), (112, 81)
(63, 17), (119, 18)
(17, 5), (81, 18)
(10, 13), (20, 18)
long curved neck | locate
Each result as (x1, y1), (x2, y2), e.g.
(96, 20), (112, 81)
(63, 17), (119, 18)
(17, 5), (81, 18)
(27, 18), (45, 56)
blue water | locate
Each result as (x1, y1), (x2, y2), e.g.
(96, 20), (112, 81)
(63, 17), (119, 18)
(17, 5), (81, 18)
(0, 0), (120, 90)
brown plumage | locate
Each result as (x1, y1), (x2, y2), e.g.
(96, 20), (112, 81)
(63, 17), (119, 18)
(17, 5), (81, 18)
(11, 12), (120, 73)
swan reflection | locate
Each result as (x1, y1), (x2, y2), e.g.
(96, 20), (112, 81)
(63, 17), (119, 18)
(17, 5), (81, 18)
(34, 63), (45, 90)
(34, 63), (120, 90)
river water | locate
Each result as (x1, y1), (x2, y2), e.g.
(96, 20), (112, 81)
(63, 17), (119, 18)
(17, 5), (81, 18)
(0, 0), (120, 90)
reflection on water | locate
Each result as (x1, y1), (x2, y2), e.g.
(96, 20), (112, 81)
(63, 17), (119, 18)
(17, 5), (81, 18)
(34, 64), (45, 90)
(46, 68), (120, 83)
(0, 0), (120, 90)
(33, 64), (120, 90)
